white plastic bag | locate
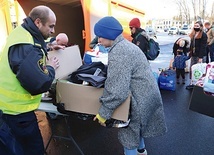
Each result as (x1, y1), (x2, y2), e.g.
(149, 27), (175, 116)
(203, 62), (214, 94)
(191, 63), (207, 85)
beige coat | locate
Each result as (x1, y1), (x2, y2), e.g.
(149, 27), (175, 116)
(207, 28), (214, 45)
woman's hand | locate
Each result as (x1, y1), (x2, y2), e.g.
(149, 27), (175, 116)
(198, 58), (203, 63)
(93, 114), (106, 127)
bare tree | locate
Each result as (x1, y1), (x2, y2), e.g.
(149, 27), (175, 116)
(201, 0), (208, 22)
(192, 0), (197, 21)
(210, 2), (214, 24)
(175, 0), (191, 25)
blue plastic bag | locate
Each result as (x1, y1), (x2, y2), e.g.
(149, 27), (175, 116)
(158, 69), (176, 91)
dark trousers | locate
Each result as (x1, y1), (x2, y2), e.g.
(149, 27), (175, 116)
(206, 45), (210, 63)
(176, 68), (185, 79)
(0, 111), (44, 155)
(206, 43), (214, 63)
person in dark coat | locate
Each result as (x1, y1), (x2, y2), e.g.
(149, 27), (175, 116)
(173, 37), (190, 57)
(186, 21), (208, 89)
(129, 18), (149, 57)
(89, 36), (99, 49)
(0, 5), (59, 155)
(93, 16), (167, 155)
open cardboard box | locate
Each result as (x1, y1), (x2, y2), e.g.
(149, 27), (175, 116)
(48, 45), (130, 121)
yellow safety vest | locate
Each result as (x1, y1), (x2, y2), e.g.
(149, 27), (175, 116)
(0, 26), (44, 115)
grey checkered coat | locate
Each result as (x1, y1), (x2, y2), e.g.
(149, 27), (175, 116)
(99, 35), (167, 149)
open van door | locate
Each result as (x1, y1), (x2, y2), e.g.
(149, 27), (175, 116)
(3, 0), (145, 56)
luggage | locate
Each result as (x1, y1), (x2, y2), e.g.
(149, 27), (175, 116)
(158, 69), (176, 91)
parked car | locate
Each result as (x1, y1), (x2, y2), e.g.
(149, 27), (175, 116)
(179, 27), (190, 35)
(168, 27), (179, 35)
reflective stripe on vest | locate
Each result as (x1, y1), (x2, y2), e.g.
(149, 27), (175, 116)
(0, 26), (44, 115)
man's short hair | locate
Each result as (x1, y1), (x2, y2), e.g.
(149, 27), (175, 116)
(29, 5), (51, 25)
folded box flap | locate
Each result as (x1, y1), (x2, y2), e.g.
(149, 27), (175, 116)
(48, 45), (82, 79)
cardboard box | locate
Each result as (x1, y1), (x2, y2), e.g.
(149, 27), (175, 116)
(189, 85), (214, 118)
(48, 46), (130, 121)
(56, 80), (130, 121)
(48, 45), (82, 80)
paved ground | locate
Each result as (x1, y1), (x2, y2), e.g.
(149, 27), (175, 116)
(37, 42), (214, 155)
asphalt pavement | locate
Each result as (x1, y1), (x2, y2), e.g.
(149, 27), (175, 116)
(39, 34), (214, 155)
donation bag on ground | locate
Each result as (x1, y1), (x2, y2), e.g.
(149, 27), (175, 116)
(158, 69), (176, 91)
(191, 63), (207, 85)
(203, 62), (214, 94)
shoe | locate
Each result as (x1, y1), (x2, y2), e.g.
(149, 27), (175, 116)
(186, 84), (194, 90)
(137, 148), (147, 155)
(182, 79), (185, 84)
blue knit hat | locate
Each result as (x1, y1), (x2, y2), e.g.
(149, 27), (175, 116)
(94, 16), (123, 40)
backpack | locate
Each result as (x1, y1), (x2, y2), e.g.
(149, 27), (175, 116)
(136, 32), (160, 61)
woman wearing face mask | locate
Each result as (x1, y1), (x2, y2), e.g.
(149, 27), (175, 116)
(186, 21), (208, 90)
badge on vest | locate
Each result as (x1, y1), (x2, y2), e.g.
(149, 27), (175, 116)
(38, 59), (48, 74)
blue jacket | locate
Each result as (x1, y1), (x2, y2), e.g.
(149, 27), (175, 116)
(173, 54), (190, 69)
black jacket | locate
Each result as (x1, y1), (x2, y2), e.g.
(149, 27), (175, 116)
(131, 28), (149, 54)
(190, 31), (207, 58)
(8, 17), (55, 95)
(173, 37), (190, 57)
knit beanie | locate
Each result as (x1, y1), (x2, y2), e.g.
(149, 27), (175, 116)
(129, 18), (141, 28)
(94, 16), (123, 40)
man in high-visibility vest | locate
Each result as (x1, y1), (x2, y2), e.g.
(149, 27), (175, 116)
(0, 5), (59, 155)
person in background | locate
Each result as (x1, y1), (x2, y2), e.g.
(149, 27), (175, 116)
(173, 49), (191, 84)
(204, 21), (211, 63)
(89, 36), (109, 53)
(204, 21), (211, 33)
(173, 37), (190, 57)
(89, 36), (98, 49)
(186, 21), (207, 90)
(93, 16), (167, 155)
(0, 5), (59, 155)
(47, 32), (68, 51)
(206, 22), (214, 62)
(129, 18), (149, 57)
